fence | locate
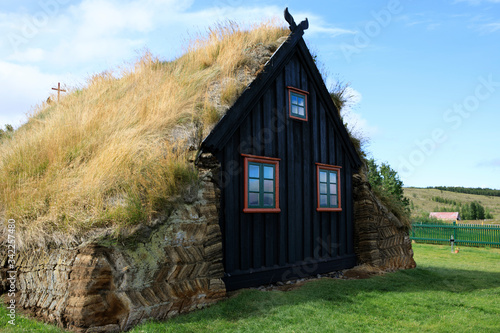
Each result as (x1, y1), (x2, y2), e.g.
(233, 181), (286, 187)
(411, 221), (500, 248)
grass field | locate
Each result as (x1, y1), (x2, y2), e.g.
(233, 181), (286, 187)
(404, 187), (500, 224)
(1, 244), (499, 332)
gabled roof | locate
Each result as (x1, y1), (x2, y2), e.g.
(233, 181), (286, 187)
(429, 212), (461, 220)
(201, 9), (362, 168)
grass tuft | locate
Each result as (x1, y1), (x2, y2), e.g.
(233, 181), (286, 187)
(220, 79), (247, 105)
(372, 185), (412, 228)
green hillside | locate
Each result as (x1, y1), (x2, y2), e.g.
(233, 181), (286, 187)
(404, 187), (500, 225)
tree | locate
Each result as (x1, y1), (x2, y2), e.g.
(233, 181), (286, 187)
(458, 202), (490, 220)
(470, 202), (478, 220)
(366, 158), (410, 210)
(461, 204), (470, 220)
(366, 158), (382, 188)
(476, 203), (485, 220)
(379, 162), (406, 202)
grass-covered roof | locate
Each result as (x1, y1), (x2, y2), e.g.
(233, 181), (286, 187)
(0, 21), (289, 248)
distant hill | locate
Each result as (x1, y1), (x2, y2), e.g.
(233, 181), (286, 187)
(404, 187), (500, 225)
(427, 186), (500, 197)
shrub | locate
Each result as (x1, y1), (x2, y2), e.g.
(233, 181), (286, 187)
(367, 158), (411, 227)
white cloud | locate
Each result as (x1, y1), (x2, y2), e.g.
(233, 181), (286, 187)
(342, 110), (378, 143)
(2, 1), (354, 67)
(1, 0), (158, 63)
(339, 87), (378, 139)
(52, 37), (146, 66)
(427, 23), (441, 30)
(399, 16), (441, 31)
(72, 0), (155, 38)
(479, 22), (500, 33)
(308, 24), (356, 37)
(0, 61), (62, 127)
(454, 0), (500, 4)
(344, 86), (362, 106)
(477, 158), (500, 168)
(1, 2), (281, 65)
(167, 5), (282, 29)
(294, 13), (355, 37)
(8, 48), (45, 62)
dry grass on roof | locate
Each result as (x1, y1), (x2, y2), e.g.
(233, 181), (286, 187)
(0, 20), (289, 249)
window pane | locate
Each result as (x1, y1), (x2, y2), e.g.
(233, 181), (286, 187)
(319, 170), (327, 183)
(263, 193), (274, 207)
(329, 171), (337, 183)
(249, 179), (260, 192)
(291, 105), (298, 115)
(320, 195), (327, 207)
(249, 164), (259, 178)
(249, 193), (259, 206)
(298, 106), (305, 116)
(298, 96), (305, 106)
(330, 183), (337, 195)
(263, 166), (274, 179)
(264, 180), (273, 192)
(331, 195), (338, 207)
(320, 183), (327, 194)
(291, 94), (298, 104)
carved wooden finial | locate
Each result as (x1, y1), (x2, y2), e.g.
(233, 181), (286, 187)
(284, 7), (309, 32)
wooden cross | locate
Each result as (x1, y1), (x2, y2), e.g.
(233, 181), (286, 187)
(52, 82), (66, 102)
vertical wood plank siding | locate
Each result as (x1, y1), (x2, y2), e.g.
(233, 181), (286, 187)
(219, 50), (357, 289)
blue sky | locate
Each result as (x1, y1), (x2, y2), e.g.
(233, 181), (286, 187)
(1, 0), (499, 189)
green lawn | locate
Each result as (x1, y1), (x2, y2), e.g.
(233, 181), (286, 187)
(2, 244), (499, 332)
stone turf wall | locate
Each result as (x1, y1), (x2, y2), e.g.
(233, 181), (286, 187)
(1, 161), (225, 332)
(353, 171), (416, 270)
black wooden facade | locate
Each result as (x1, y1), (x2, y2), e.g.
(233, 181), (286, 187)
(202, 11), (362, 290)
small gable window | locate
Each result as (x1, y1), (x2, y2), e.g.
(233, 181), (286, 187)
(316, 163), (342, 212)
(288, 87), (308, 121)
(243, 154), (281, 213)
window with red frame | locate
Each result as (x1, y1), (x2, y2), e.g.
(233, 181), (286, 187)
(316, 163), (342, 212)
(243, 154), (280, 213)
(287, 87), (308, 121)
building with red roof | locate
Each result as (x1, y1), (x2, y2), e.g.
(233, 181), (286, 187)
(429, 212), (461, 221)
